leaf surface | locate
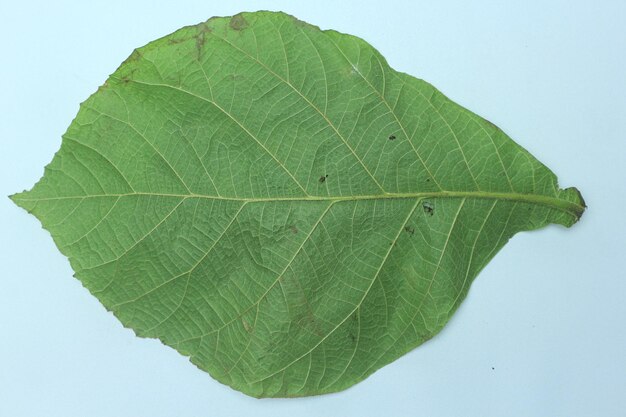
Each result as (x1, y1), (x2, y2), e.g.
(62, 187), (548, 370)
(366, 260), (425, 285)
(11, 11), (585, 397)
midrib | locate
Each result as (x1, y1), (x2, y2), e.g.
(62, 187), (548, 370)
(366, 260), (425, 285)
(14, 190), (584, 219)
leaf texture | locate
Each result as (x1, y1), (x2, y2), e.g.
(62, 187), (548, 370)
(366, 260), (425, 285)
(11, 11), (585, 397)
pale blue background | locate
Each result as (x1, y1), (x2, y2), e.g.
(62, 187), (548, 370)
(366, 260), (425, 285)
(1, 1), (625, 416)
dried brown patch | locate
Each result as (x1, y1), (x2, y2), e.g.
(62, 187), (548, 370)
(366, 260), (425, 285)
(229, 13), (249, 31)
(121, 49), (143, 66)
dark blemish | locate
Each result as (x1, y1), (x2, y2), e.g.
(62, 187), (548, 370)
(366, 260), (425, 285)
(193, 24), (212, 59)
(121, 76), (131, 84)
(129, 49), (143, 61)
(388, 134), (396, 141)
(491, 367), (495, 370)
(318, 174), (329, 183)
(196, 22), (213, 34)
(292, 16), (310, 28)
(98, 80), (110, 91)
(229, 14), (249, 31)
(426, 178), (431, 182)
(299, 311), (324, 338)
(289, 225), (298, 234)
(404, 226), (415, 236)
(168, 38), (185, 45)
(195, 34), (206, 59)
(484, 118), (497, 129)
(121, 49), (143, 66)
(423, 202), (434, 216)
(349, 312), (358, 341)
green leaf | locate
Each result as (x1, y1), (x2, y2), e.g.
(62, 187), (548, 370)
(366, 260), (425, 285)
(11, 11), (585, 397)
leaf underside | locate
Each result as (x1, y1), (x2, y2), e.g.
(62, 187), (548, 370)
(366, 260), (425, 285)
(11, 11), (584, 397)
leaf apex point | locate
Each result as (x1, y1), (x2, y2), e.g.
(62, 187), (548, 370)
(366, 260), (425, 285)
(8, 191), (25, 205)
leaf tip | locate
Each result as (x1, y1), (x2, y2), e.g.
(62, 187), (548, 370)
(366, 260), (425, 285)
(8, 191), (24, 206)
(9, 189), (39, 214)
(552, 186), (586, 227)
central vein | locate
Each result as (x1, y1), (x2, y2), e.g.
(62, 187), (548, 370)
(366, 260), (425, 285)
(17, 190), (584, 219)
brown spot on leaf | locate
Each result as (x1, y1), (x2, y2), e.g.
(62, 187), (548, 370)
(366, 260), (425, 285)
(229, 14), (249, 31)
(318, 174), (329, 183)
(195, 36), (205, 59)
(242, 318), (253, 333)
(289, 225), (298, 234)
(193, 23), (213, 60)
(129, 49), (143, 61)
(291, 15), (316, 31)
(98, 80), (110, 91)
(296, 310), (324, 338)
(122, 49), (143, 66)
(196, 22), (213, 34)
(292, 17), (306, 27)
(483, 118), (497, 130)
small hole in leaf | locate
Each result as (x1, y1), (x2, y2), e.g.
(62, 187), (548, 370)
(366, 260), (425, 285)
(423, 202), (434, 216)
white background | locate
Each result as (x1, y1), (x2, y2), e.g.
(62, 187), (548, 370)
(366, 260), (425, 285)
(1, 1), (624, 416)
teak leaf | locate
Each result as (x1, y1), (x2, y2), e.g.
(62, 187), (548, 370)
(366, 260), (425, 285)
(11, 11), (585, 397)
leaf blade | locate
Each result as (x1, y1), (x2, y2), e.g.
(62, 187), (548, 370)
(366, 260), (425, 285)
(11, 11), (584, 397)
